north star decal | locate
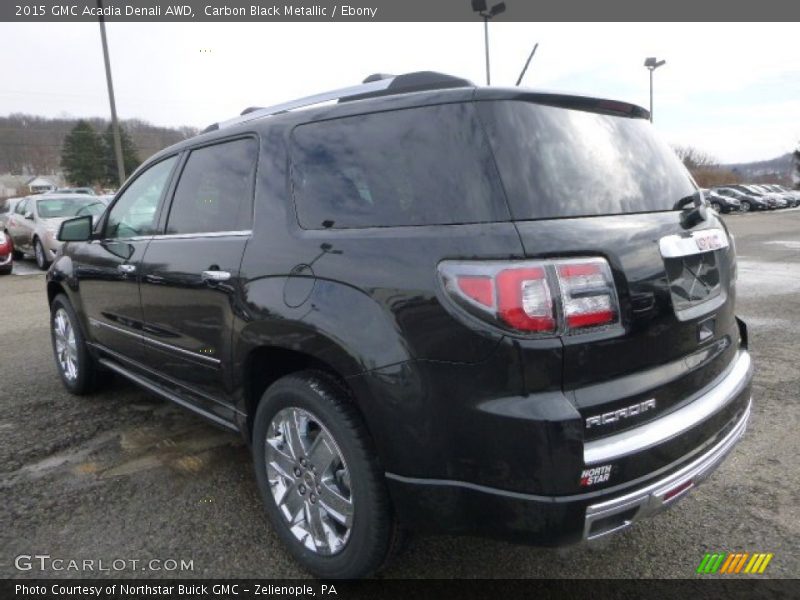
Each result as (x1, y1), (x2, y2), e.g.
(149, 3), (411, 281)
(580, 465), (612, 486)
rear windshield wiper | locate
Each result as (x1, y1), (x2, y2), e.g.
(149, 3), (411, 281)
(674, 191), (708, 229)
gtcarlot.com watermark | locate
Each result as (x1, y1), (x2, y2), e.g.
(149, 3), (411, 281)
(14, 554), (194, 573)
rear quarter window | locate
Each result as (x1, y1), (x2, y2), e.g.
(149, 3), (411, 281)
(290, 103), (508, 229)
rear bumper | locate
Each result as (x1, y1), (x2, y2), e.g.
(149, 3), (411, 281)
(584, 398), (750, 540)
(385, 351), (753, 545)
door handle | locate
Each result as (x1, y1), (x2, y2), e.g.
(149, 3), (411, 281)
(118, 264), (136, 274)
(201, 270), (231, 282)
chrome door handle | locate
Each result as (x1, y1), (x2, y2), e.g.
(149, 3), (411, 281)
(201, 270), (231, 282)
(118, 264), (136, 274)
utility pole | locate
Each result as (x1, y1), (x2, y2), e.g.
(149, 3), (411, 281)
(98, 0), (126, 186)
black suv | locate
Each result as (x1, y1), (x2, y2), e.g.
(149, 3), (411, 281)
(48, 72), (753, 578)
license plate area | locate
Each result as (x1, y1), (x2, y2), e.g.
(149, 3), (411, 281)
(664, 251), (721, 312)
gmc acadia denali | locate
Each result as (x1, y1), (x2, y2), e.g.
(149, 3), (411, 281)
(47, 72), (753, 578)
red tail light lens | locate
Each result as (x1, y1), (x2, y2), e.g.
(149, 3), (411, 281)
(439, 257), (620, 336)
(456, 276), (494, 308)
(496, 267), (555, 332)
(556, 259), (618, 330)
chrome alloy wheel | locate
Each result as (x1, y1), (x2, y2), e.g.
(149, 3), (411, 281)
(53, 308), (78, 381)
(265, 407), (354, 555)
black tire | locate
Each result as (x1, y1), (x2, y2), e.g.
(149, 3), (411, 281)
(741, 201), (751, 213)
(252, 370), (399, 578)
(0, 265), (11, 275)
(34, 237), (49, 270)
(50, 294), (106, 395)
(710, 202), (722, 213)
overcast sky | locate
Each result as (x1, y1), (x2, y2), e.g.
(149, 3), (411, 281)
(1, 21), (798, 163)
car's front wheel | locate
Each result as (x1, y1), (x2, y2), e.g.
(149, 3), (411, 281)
(34, 237), (49, 270)
(252, 371), (400, 578)
(50, 294), (106, 395)
(741, 201), (751, 212)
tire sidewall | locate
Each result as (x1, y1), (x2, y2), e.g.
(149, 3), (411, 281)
(35, 238), (48, 270)
(252, 374), (389, 578)
(50, 295), (92, 394)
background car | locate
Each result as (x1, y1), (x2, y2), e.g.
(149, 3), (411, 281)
(0, 230), (12, 274)
(713, 186), (769, 212)
(46, 187), (97, 196)
(738, 184), (784, 209)
(762, 184), (798, 207)
(703, 188), (740, 213)
(0, 197), (23, 232)
(74, 199), (108, 226)
(5, 195), (105, 270)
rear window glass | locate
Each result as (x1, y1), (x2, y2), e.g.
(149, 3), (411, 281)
(290, 103), (508, 229)
(476, 101), (696, 220)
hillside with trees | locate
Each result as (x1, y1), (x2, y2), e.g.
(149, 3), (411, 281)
(0, 114), (197, 176)
(673, 145), (796, 188)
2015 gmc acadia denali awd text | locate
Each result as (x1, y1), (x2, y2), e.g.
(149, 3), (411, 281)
(46, 72), (753, 578)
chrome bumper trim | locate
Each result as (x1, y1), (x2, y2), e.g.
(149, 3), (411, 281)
(584, 350), (752, 465)
(584, 398), (750, 541)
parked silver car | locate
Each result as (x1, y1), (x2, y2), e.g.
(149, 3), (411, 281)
(0, 197), (23, 232)
(5, 194), (106, 270)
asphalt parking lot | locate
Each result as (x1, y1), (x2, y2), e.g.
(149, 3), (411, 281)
(1, 209), (798, 579)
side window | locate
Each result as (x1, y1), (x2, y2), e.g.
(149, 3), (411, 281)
(165, 138), (257, 235)
(15, 199), (28, 215)
(105, 156), (177, 239)
(290, 103), (506, 229)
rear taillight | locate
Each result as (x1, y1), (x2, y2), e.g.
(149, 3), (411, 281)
(439, 257), (620, 336)
(556, 259), (617, 330)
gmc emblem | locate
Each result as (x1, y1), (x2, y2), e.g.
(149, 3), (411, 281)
(586, 399), (657, 429)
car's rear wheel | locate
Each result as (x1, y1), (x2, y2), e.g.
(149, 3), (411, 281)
(710, 201), (722, 213)
(50, 294), (106, 395)
(34, 237), (49, 270)
(252, 371), (399, 578)
(741, 201), (751, 212)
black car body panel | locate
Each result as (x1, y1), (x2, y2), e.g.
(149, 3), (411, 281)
(47, 75), (753, 547)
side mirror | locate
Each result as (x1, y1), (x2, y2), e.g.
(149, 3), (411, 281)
(24, 211), (34, 220)
(58, 215), (93, 242)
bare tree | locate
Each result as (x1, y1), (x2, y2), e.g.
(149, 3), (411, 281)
(672, 145), (719, 170)
(671, 145), (741, 188)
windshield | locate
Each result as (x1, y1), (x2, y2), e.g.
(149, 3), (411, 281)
(37, 198), (101, 218)
(477, 100), (697, 219)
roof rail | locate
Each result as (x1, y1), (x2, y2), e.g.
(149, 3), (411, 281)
(208, 71), (474, 132)
(215, 77), (396, 130)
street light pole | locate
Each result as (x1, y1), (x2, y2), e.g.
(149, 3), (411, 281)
(644, 57), (666, 124)
(98, 0), (126, 187)
(472, 1), (506, 86)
